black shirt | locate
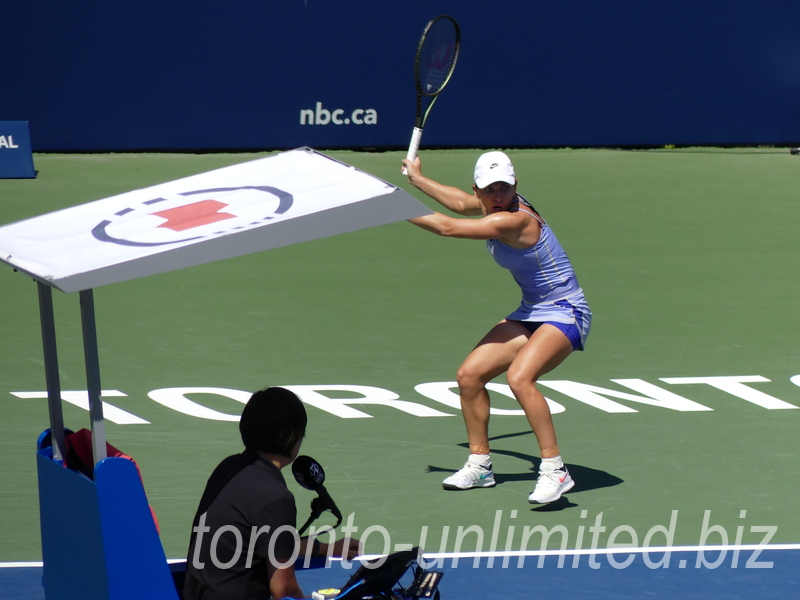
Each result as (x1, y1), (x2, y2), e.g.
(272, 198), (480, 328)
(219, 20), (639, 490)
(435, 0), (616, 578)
(184, 452), (298, 600)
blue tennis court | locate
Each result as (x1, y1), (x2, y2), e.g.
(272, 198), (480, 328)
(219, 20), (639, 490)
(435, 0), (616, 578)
(4, 545), (800, 599)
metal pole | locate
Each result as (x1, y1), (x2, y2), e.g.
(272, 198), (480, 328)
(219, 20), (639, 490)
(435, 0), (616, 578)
(79, 289), (107, 465)
(37, 282), (65, 463)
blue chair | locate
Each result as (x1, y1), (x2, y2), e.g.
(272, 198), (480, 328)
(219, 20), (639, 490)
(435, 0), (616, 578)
(37, 429), (179, 600)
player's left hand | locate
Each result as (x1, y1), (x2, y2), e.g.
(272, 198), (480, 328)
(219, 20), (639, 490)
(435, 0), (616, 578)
(402, 156), (423, 180)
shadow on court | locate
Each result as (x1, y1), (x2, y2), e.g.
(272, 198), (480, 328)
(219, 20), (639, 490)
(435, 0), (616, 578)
(427, 431), (624, 502)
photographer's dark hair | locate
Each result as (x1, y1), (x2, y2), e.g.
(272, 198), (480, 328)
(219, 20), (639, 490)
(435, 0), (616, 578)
(239, 387), (307, 457)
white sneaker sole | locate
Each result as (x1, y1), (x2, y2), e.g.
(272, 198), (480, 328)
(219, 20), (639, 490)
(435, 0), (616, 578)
(442, 479), (496, 491)
(528, 477), (575, 504)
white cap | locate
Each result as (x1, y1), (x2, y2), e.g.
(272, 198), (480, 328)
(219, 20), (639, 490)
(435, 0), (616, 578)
(474, 151), (516, 189)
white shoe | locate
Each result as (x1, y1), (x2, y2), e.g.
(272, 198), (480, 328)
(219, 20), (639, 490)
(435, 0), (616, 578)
(442, 457), (496, 490)
(528, 464), (574, 504)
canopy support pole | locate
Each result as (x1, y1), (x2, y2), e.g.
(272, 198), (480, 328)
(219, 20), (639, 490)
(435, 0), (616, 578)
(79, 289), (107, 465)
(37, 282), (65, 463)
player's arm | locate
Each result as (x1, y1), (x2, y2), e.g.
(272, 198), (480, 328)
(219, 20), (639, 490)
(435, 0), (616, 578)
(402, 157), (482, 216)
(409, 210), (524, 241)
(267, 563), (304, 599)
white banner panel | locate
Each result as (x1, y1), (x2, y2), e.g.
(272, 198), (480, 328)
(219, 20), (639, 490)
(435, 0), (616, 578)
(0, 148), (431, 292)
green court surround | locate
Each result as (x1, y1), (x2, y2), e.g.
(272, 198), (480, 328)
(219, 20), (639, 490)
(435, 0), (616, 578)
(1, 149), (798, 561)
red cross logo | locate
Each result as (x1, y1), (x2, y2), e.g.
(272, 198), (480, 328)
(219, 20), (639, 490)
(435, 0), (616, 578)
(152, 200), (235, 232)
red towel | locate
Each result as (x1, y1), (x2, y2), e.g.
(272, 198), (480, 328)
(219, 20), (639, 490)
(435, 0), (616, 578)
(64, 429), (160, 534)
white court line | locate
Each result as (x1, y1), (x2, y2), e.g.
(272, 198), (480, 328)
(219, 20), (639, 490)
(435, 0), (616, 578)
(4, 544), (800, 568)
(397, 542), (800, 560)
(0, 558), (186, 568)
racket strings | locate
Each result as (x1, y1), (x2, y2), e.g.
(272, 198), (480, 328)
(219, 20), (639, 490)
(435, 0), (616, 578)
(417, 21), (458, 96)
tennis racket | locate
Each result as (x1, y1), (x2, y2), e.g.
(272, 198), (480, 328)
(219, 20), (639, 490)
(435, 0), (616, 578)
(401, 15), (461, 174)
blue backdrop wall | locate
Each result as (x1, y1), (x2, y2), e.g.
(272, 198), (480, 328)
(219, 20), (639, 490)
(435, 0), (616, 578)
(3, 1), (800, 151)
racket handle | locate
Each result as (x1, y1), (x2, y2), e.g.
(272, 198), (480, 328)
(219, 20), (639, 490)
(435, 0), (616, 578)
(401, 127), (424, 175)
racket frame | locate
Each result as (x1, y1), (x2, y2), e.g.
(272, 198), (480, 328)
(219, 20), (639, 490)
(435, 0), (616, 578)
(403, 14), (461, 170)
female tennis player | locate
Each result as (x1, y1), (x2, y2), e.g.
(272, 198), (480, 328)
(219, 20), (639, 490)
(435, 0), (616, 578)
(402, 151), (591, 504)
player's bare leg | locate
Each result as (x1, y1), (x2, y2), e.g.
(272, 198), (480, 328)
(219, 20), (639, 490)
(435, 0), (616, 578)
(442, 321), (529, 490)
(506, 324), (575, 503)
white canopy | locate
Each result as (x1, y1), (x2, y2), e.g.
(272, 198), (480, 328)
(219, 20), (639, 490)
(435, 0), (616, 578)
(0, 148), (431, 293)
